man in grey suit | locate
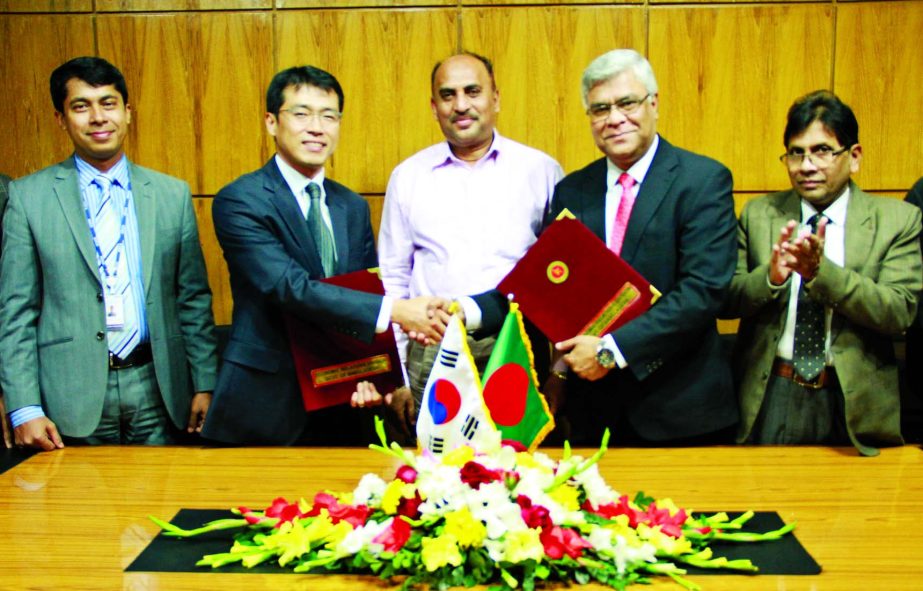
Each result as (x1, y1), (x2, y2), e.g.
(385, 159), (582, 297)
(0, 57), (218, 451)
(724, 91), (922, 455)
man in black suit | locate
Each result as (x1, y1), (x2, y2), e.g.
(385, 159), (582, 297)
(202, 66), (446, 445)
(549, 49), (738, 446)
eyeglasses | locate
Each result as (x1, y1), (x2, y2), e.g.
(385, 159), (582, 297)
(587, 94), (651, 122)
(279, 108), (341, 126)
(779, 145), (849, 168)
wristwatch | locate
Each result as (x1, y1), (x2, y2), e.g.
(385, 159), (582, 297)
(595, 340), (616, 369)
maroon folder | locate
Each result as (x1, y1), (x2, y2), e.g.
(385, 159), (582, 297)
(497, 214), (661, 343)
(286, 268), (403, 412)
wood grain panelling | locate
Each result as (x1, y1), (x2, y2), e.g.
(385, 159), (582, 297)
(194, 197), (232, 324)
(650, 5), (832, 193)
(464, 0), (632, 5)
(97, 13), (271, 194)
(0, 15), (94, 178)
(280, 0), (453, 7)
(276, 9), (457, 194)
(0, 0), (90, 11)
(98, 0), (270, 11)
(835, 1), (923, 190)
(461, 6), (645, 175)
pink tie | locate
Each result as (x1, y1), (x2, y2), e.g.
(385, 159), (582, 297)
(608, 172), (636, 255)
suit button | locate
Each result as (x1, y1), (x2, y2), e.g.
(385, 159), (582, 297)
(97, 292), (104, 302)
(96, 331), (105, 340)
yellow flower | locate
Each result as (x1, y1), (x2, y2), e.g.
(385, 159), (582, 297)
(381, 479), (415, 515)
(503, 529), (544, 563)
(548, 482), (581, 512)
(443, 508), (487, 548)
(441, 445), (475, 467)
(636, 523), (693, 556)
(421, 534), (463, 571)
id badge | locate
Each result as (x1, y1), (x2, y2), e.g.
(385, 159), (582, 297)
(105, 293), (126, 329)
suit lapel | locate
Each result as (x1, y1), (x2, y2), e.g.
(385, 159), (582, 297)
(771, 190), (802, 261)
(843, 182), (873, 273)
(264, 160), (324, 275)
(52, 160), (99, 279)
(576, 159), (608, 240)
(620, 139), (677, 262)
(129, 163), (157, 294)
(324, 180), (350, 275)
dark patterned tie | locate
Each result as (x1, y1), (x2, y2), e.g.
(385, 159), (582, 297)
(792, 214), (826, 382)
(306, 181), (337, 278)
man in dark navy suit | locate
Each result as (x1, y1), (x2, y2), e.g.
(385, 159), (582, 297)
(549, 49), (738, 446)
(203, 66), (447, 445)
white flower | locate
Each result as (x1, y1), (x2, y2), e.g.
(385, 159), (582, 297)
(467, 481), (526, 539)
(336, 518), (391, 556)
(352, 473), (386, 506)
(573, 463), (619, 507)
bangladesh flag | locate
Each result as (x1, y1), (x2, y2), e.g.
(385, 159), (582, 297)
(482, 301), (555, 451)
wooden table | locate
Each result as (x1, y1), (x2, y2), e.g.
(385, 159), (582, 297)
(1, 445), (920, 590)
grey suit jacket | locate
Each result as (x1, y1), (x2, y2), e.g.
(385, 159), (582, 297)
(724, 182), (923, 451)
(0, 157), (218, 436)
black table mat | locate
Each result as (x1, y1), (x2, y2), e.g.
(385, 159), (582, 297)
(0, 446), (37, 475)
(129, 509), (820, 576)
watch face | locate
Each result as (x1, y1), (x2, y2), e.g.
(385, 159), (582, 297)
(596, 346), (616, 369)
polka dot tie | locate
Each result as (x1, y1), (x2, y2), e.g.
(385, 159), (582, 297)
(792, 214), (826, 383)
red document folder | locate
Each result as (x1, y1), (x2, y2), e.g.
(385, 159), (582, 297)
(286, 268), (403, 412)
(497, 214), (661, 343)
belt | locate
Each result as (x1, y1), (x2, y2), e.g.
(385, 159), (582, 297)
(771, 357), (832, 390)
(109, 343), (153, 370)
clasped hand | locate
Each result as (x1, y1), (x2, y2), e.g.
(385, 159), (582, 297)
(391, 296), (460, 345)
(769, 217), (827, 285)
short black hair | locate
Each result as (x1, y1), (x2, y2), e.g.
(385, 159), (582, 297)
(430, 52), (496, 92)
(265, 66), (344, 115)
(50, 56), (129, 114)
(784, 90), (859, 149)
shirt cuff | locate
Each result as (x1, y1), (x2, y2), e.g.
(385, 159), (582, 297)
(458, 296), (482, 331)
(376, 295), (393, 334)
(602, 334), (628, 369)
(9, 405), (46, 428)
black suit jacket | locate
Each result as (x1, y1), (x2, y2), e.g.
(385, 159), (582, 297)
(203, 158), (381, 445)
(548, 137), (738, 442)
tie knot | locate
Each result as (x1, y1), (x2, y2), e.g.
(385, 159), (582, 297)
(95, 175), (113, 191)
(805, 213), (826, 232)
(306, 182), (322, 202)
(617, 172), (635, 192)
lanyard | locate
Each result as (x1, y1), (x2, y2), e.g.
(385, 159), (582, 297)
(83, 180), (130, 294)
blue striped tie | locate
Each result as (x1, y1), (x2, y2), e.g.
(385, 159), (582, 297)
(94, 175), (139, 358)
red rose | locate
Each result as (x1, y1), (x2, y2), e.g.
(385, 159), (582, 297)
(459, 461), (503, 490)
(372, 517), (412, 553)
(306, 492), (371, 527)
(396, 491), (423, 519)
(395, 465), (418, 483)
(517, 495), (553, 531)
(540, 526), (592, 559)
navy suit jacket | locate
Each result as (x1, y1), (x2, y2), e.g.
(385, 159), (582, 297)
(548, 137), (738, 442)
(203, 158), (381, 445)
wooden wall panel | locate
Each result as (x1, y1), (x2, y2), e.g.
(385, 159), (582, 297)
(0, 0), (90, 11)
(460, 6), (645, 175)
(97, 13), (271, 194)
(193, 197), (232, 324)
(280, 0), (453, 7)
(98, 0), (270, 11)
(276, 9), (457, 194)
(834, 1), (923, 190)
(0, 15), (94, 178)
(650, 5), (833, 193)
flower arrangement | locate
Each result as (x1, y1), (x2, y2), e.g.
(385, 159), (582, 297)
(151, 419), (794, 591)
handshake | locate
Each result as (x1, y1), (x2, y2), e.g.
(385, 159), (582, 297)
(390, 295), (464, 346)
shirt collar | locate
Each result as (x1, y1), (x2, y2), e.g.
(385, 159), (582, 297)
(74, 153), (130, 192)
(800, 183), (850, 227)
(606, 134), (659, 188)
(275, 154), (326, 200)
(431, 130), (503, 170)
